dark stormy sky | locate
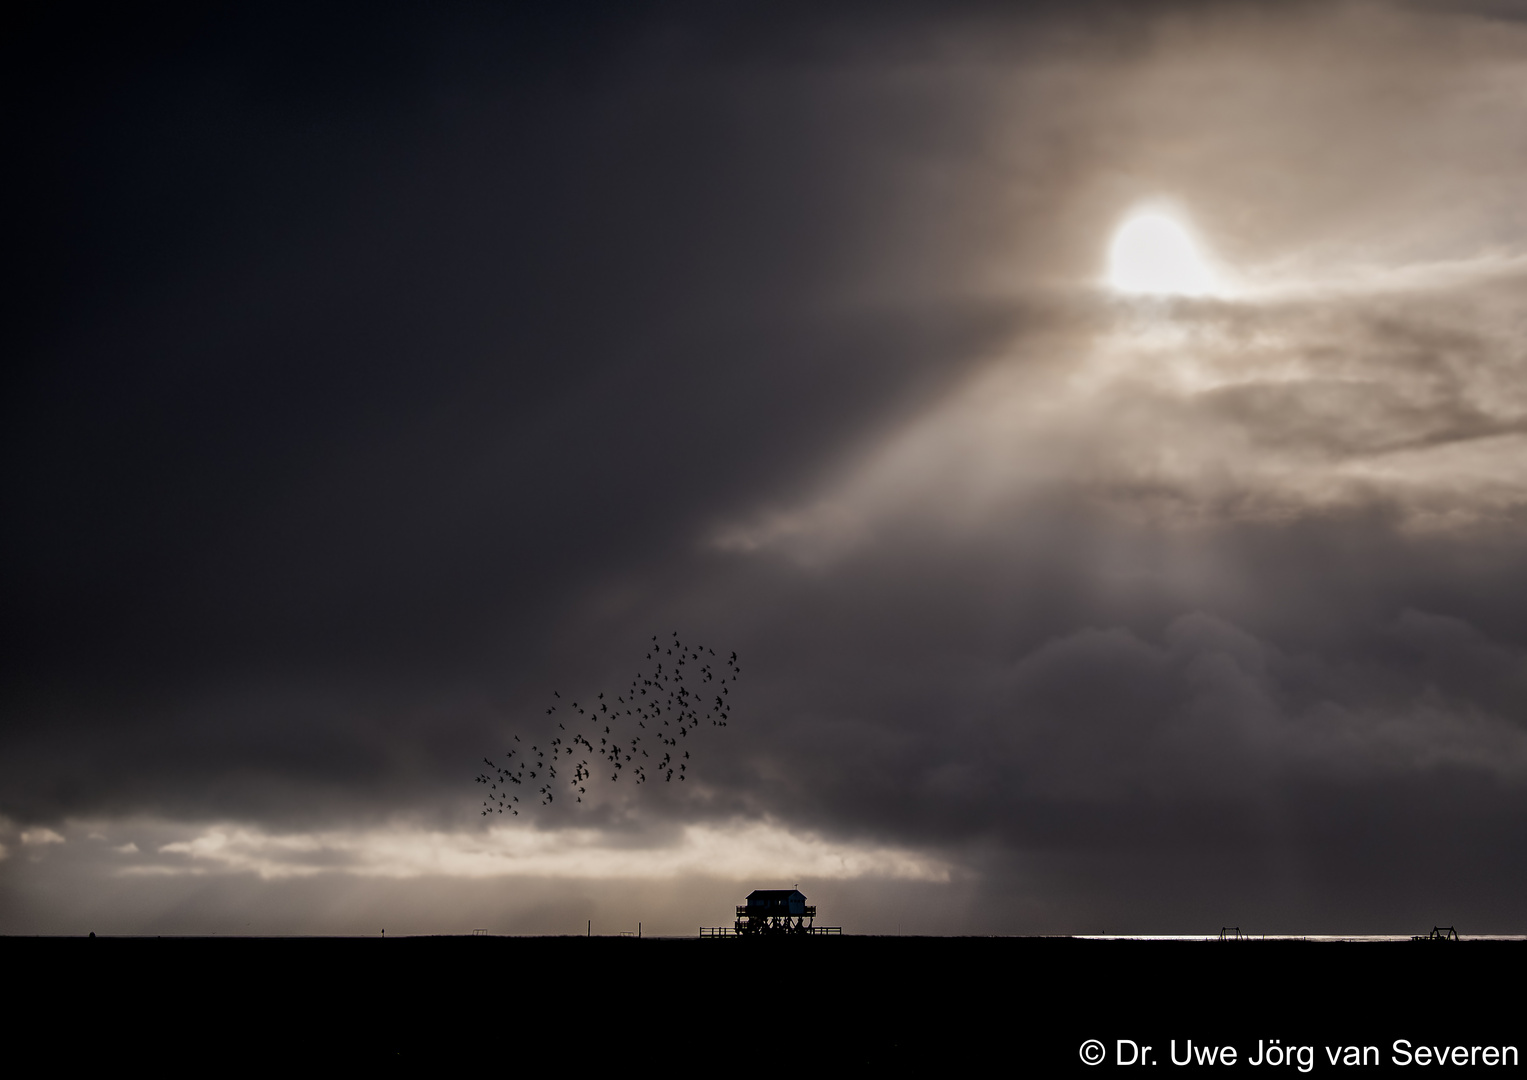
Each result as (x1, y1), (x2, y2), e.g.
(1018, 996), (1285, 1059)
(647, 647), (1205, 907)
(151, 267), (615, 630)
(5, 0), (1527, 936)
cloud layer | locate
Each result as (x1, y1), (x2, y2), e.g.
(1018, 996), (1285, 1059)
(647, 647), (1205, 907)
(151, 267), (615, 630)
(4, 1), (1527, 935)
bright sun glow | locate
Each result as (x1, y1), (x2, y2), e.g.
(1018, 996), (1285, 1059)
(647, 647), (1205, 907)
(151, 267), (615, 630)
(1107, 210), (1221, 297)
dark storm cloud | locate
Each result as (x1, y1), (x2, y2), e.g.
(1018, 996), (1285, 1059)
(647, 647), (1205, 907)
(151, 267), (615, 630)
(4, 1), (1527, 934)
(3, 0), (1086, 823)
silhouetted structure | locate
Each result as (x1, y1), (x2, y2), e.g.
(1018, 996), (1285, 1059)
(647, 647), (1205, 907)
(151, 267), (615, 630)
(1413, 925), (1459, 941)
(700, 888), (841, 937)
(741, 889), (834, 935)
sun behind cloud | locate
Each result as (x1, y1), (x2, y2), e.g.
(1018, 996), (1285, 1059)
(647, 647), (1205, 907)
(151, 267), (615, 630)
(1107, 208), (1224, 297)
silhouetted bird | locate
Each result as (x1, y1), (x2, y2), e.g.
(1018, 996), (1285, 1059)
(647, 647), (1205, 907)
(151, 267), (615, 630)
(477, 634), (741, 818)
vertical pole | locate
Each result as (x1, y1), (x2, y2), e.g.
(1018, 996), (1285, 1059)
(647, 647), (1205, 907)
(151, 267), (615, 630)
(639, 922), (642, 938)
(587, 920), (591, 938)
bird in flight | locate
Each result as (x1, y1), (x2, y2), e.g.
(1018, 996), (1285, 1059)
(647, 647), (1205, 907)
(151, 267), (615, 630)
(474, 634), (742, 818)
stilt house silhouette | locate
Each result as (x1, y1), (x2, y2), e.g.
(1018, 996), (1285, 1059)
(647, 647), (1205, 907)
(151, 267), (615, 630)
(701, 887), (842, 936)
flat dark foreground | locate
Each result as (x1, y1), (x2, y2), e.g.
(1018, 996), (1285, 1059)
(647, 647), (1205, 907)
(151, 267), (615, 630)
(6, 936), (1519, 1072)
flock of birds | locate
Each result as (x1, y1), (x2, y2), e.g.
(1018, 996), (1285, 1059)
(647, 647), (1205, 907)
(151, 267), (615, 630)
(475, 632), (741, 816)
